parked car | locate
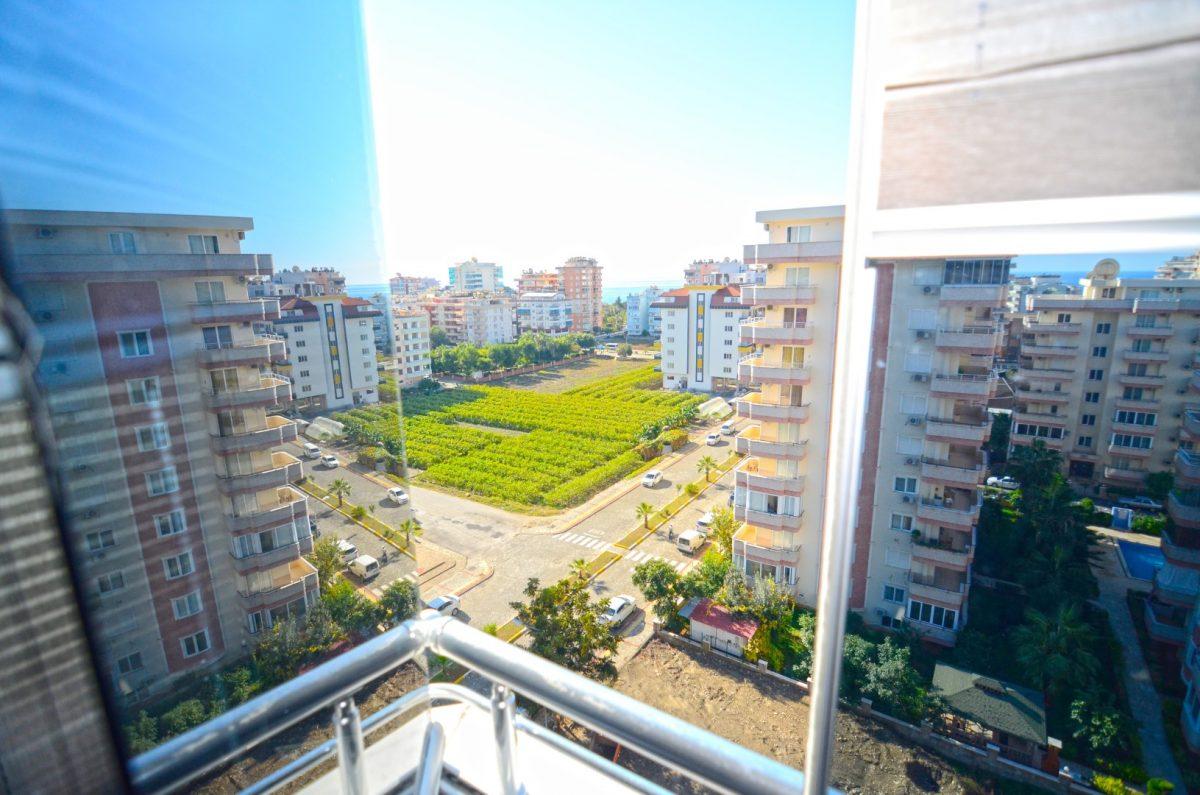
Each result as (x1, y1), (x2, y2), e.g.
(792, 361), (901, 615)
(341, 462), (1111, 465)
(426, 594), (461, 617)
(696, 511), (714, 535)
(321, 453), (339, 468)
(599, 595), (636, 630)
(348, 554), (379, 581)
(1117, 495), (1163, 512)
(642, 470), (663, 488)
(705, 432), (721, 446)
(336, 538), (358, 564)
(720, 420), (736, 435)
(985, 475), (1018, 490)
(387, 487), (409, 505)
(676, 529), (705, 555)
(302, 442), (321, 459)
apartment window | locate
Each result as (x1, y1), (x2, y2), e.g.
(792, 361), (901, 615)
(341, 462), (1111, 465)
(666, 337), (674, 343)
(893, 477), (916, 494)
(86, 529), (116, 552)
(1084, 392), (1100, 403)
(884, 548), (910, 569)
(1057, 313), (1072, 323)
(896, 436), (922, 456)
(883, 585), (905, 604)
(1014, 423), (1065, 439)
(299, 370), (310, 377)
(171, 591), (203, 620)
(1091, 346), (1107, 357)
(724, 325), (733, 333)
(1130, 338), (1153, 353)
(362, 347), (370, 355)
(154, 509), (187, 537)
(1088, 369), (1104, 380)
(723, 353), (732, 360)
(360, 334), (368, 340)
(1111, 433), (1153, 450)
(127, 376), (161, 405)
(163, 550), (194, 580)
(188, 234), (219, 254)
(194, 281), (226, 304)
(293, 325), (304, 332)
(108, 231), (136, 254)
(298, 354), (307, 362)
(1081, 414), (1096, 426)
(908, 599), (957, 630)
(1078, 436), (1093, 447)
(116, 652), (143, 675)
(247, 611), (269, 635)
(146, 466), (179, 496)
(296, 340), (306, 347)
(1122, 387), (1145, 400)
(180, 629), (210, 658)
(785, 225), (812, 243)
(134, 422), (170, 452)
(118, 330), (153, 358)
(889, 513), (913, 532)
(1114, 410), (1156, 426)
(97, 571), (125, 595)
(1101, 288), (1117, 298)
(1095, 322), (1111, 334)
(302, 385), (312, 393)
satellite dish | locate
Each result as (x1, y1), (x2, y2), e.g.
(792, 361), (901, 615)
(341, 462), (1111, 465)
(1088, 258), (1120, 280)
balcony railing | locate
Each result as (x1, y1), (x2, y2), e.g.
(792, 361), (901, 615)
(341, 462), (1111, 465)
(1103, 466), (1148, 483)
(129, 614), (811, 795)
(935, 326), (1001, 351)
(1116, 372), (1166, 388)
(912, 537), (973, 566)
(735, 503), (804, 530)
(190, 297), (280, 324)
(938, 283), (1005, 303)
(211, 415), (298, 455)
(742, 240), (842, 263)
(734, 427), (809, 460)
(1121, 348), (1170, 363)
(907, 571), (967, 604)
(735, 458), (805, 496)
(202, 375), (292, 409)
(733, 392), (811, 423)
(930, 372), (994, 398)
(1176, 449), (1200, 481)
(1144, 599), (1188, 644)
(923, 416), (989, 444)
(1015, 386), (1071, 402)
(738, 319), (814, 345)
(1186, 410), (1200, 439)
(197, 336), (287, 367)
(218, 452), (304, 495)
(236, 560), (318, 609)
(230, 538), (311, 574)
(229, 486), (308, 532)
(1126, 324), (1174, 337)
(1021, 320), (1081, 333)
(920, 456), (985, 487)
(1161, 527), (1200, 565)
(741, 283), (817, 305)
(1020, 343), (1078, 358)
(916, 496), (980, 528)
(738, 354), (811, 385)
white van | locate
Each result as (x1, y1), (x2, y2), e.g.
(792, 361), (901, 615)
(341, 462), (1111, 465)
(676, 529), (704, 555)
(348, 555), (380, 581)
(302, 442), (321, 459)
(721, 420), (736, 435)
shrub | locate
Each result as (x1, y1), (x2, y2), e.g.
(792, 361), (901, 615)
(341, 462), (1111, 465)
(1146, 779), (1175, 795)
(160, 699), (209, 737)
(1093, 775), (1132, 795)
(660, 428), (689, 449)
(1131, 513), (1165, 536)
(744, 625), (784, 671)
(350, 505), (366, 520)
(357, 446), (388, 467)
(685, 482), (700, 496)
(124, 711), (159, 754)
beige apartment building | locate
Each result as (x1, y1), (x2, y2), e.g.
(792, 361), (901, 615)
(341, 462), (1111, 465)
(3, 210), (315, 701)
(422, 293), (516, 345)
(515, 269), (561, 294)
(394, 308), (433, 387)
(559, 256), (603, 331)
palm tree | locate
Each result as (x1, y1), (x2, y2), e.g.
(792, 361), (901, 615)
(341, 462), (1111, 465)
(697, 455), (718, 483)
(1013, 603), (1098, 695)
(400, 518), (421, 548)
(569, 558), (589, 581)
(636, 501), (655, 528)
(328, 478), (352, 508)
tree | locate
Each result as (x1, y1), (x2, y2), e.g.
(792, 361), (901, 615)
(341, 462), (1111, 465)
(322, 579), (386, 637)
(510, 577), (619, 681)
(1145, 471), (1174, 501)
(986, 411), (1011, 462)
(697, 454), (718, 483)
(635, 501), (655, 528)
(569, 557), (589, 581)
(125, 711), (159, 754)
(718, 566), (754, 614)
(380, 579), (420, 625)
(707, 506), (737, 557)
(400, 517), (421, 548)
(1008, 440), (1062, 490)
(1069, 691), (1131, 754)
(679, 548), (731, 598)
(616, 343), (633, 357)
(160, 699), (209, 737)
(328, 478), (352, 507)
(1013, 603), (1099, 695)
(429, 325), (451, 349)
(860, 638), (939, 722)
(632, 558), (681, 621)
(308, 536), (345, 591)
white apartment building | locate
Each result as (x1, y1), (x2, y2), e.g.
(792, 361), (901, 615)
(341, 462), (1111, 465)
(249, 266), (346, 298)
(393, 309), (432, 387)
(422, 294), (516, 346)
(274, 296), (381, 411)
(389, 274), (438, 299)
(368, 293), (395, 355)
(625, 286), (663, 336)
(516, 291), (574, 335)
(448, 259), (503, 293)
(683, 258), (763, 287)
(654, 285), (750, 392)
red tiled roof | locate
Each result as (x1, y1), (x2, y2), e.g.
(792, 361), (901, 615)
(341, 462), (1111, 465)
(688, 598), (758, 640)
(341, 297), (372, 307)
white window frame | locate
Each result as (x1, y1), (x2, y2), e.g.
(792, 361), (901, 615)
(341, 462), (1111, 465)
(154, 509), (187, 537)
(146, 466), (180, 496)
(171, 590), (203, 620)
(134, 422), (170, 452)
(86, 529), (116, 552)
(118, 330), (153, 358)
(163, 550), (194, 580)
(127, 376), (162, 406)
(108, 231), (136, 254)
(180, 629), (210, 658)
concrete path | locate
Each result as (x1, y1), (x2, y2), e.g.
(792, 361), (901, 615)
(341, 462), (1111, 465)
(1090, 532), (1184, 788)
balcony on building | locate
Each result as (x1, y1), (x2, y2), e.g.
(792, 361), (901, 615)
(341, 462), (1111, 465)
(930, 371), (995, 399)
(733, 524), (800, 563)
(1117, 372), (1167, 389)
(735, 458), (804, 496)
(1126, 323), (1175, 338)
(741, 282), (817, 306)
(917, 491), (980, 528)
(1022, 319), (1081, 334)
(229, 486), (308, 532)
(236, 558), (318, 610)
(1020, 343), (1078, 358)
(1017, 367), (1075, 386)
(1176, 449), (1200, 483)
(203, 374), (292, 410)
(938, 283), (1006, 304)
(1103, 465), (1148, 484)
(733, 392), (810, 423)
(1015, 384), (1072, 403)
(907, 569), (967, 606)
(920, 448), (986, 487)
(742, 239), (842, 265)
(198, 335), (287, 367)
(912, 526), (975, 567)
(1144, 598), (1189, 645)
(738, 316), (813, 345)
(218, 451), (304, 495)
(737, 353), (811, 385)
(935, 325), (1001, 353)
(734, 503), (803, 531)
(1152, 563), (1200, 606)
(1012, 431), (1067, 450)
(190, 297), (280, 325)
(1161, 526), (1200, 566)
(231, 535), (313, 574)
(1013, 408), (1069, 427)
(1106, 440), (1153, 458)
(923, 407), (990, 444)
(1115, 396), (1162, 412)
(734, 425), (808, 461)
(1121, 348), (1170, 364)
(14, 251), (273, 278)
(211, 414), (298, 454)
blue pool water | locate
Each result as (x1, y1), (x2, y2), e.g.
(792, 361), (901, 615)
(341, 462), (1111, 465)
(1117, 540), (1165, 581)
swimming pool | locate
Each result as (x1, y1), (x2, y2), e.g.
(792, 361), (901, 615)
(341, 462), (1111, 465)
(1116, 539), (1165, 581)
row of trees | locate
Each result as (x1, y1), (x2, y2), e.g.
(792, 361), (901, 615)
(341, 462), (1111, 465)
(429, 332), (596, 375)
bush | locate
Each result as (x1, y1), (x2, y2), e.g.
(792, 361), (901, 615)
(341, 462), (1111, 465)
(660, 428), (689, 449)
(744, 625), (784, 671)
(350, 505), (367, 520)
(357, 446), (389, 467)
(1093, 775), (1132, 795)
(124, 711), (159, 754)
(1132, 513), (1165, 536)
(685, 482), (700, 496)
(1146, 779), (1175, 795)
(160, 699), (209, 736)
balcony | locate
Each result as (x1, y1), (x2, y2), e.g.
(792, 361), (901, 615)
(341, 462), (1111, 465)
(203, 375), (292, 410)
(1117, 372), (1166, 388)
(1115, 397), (1161, 411)
(923, 415), (989, 444)
(1177, 450), (1200, 482)
(738, 318), (813, 345)
(734, 524), (801, 562)
(1169, 492), (1200, 528)
(930, 372), (994, 398)
(916, 496), (980, 528)
(935, 326), (1001, 353)
(211, 415), (298, 455)
(1015, 387), (1071, 403)
(738, 353), (811, 385)
(742, 239), (842, 264)
(190, 298), (280, 325)
(13, 251), (273, 279)
(735, 503), (803, 531)
(1013, 432), (1066, 450)
(1107, 441), (1153, 458)
(197, 336), (286, 367)
(920, 455), (985, 487)
(907, 571), (967, 606)
(1144, 599), (1188, 645)
(129, 614), (810, 795)
(1018, 366), (1075, 383)
(733, 392), (811, 423)
(218, 452), (304, 495)
(1162, 528), (1200, 565)
(1021, 343), (1078, 358)
(734, 426), (808, 461)
(236, 558), (317, 610)
(1184, 409), (1200, 439)
(1122, 348), (1170, 364)
(229, 486), (309, 532)
(1127, 324), (1174, 337)
(1022, 321), (1081, 334)
(231, 538), (312, 574)
(912, 536), (974, 567)
(938, 283), (1005, 304)
(1103, 466), (1147, 484)
(742, 283), (817, 306)
(1013, 410), (1068, 427)
(735, 458), (805, 496)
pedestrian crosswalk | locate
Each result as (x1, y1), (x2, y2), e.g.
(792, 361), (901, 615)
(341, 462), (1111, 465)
(555, 532), (697, 574)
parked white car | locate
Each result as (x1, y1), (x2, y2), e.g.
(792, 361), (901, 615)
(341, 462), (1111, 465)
(599, 595), (636, 630)
(696, 511), (714, 535)
(336, 538), (358, 564)
(387, 487), (409, 505)
(1117, 495), (1163, 512)
(426, 594), (461, 617)
(986, 475), (1018, 490)
(705, 432), (721, 446)
(642, 470), (663, 488)
(321, 453), (339, 468)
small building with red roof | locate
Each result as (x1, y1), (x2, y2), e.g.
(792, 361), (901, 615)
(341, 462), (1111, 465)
(679, 597), (759, 658)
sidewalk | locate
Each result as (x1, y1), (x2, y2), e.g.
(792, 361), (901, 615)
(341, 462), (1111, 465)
(1089, 532), (1184, 789)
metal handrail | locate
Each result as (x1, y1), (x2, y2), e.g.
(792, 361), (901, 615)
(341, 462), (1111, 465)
(129, 613), (814, 795)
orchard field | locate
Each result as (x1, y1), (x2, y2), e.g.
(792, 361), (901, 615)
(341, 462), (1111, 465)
(335, 365), (701, 510)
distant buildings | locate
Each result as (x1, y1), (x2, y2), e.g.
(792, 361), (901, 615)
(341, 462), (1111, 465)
(449, 259), (503, 293)
(684, 258), (762, 287)
(273, 296), (381, 411)
(368, 293), (395, 355)
(389, 274), (438, 300)
(516, 291), (574, 335)
(625, 286), (663, 336)
(653, 284), (750, 392)
(559, 256), (604, 331)
(251, 266), (345, 298)
(1006, 273), (1075, 315)
(393, 309), (432, 387)
(516, 269), (561, 294)
(423, 293), (516, 346)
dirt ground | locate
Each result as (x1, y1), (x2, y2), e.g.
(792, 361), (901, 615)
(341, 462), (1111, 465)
(613, 640), (998, 794)
(498, 356), (645, 393)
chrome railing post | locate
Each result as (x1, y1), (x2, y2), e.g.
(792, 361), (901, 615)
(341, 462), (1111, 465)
(333, 698), (367, 795)
(491, 682), (521, 794)
(416, 721), (446, 795)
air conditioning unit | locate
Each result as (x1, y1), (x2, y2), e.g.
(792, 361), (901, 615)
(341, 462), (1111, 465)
(1179, 388), (1189, 394)
(905, 457), (917, 465)
(907, 416), (922, 425)
(911, 373), (928, 383)
(923, 286), (935, 294)
(37, 227), (56, 238)
(901, 494), (914, 503)
(1175, 412), (1183, 418)
(915, 330), (931, 339)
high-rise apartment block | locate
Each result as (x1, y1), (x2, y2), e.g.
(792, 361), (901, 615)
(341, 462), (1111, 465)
(368, 293), (395, 355)
(516, 269), (561, 294)
(654, 285), (750, 392)
(273, 296), (381, 412)
(516, 291), (574, 335)
(393, 309), (432, 387)
(625, 286), (663, 336)
(389, 274), (438, 299)
(250, 266), (346, 298)
(559, 256), (603, 331)
(4, 210), (315, 699)
(422, 294), (516, 346)
(448, 259), (503, 293)
(684, 258), (762, 287)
